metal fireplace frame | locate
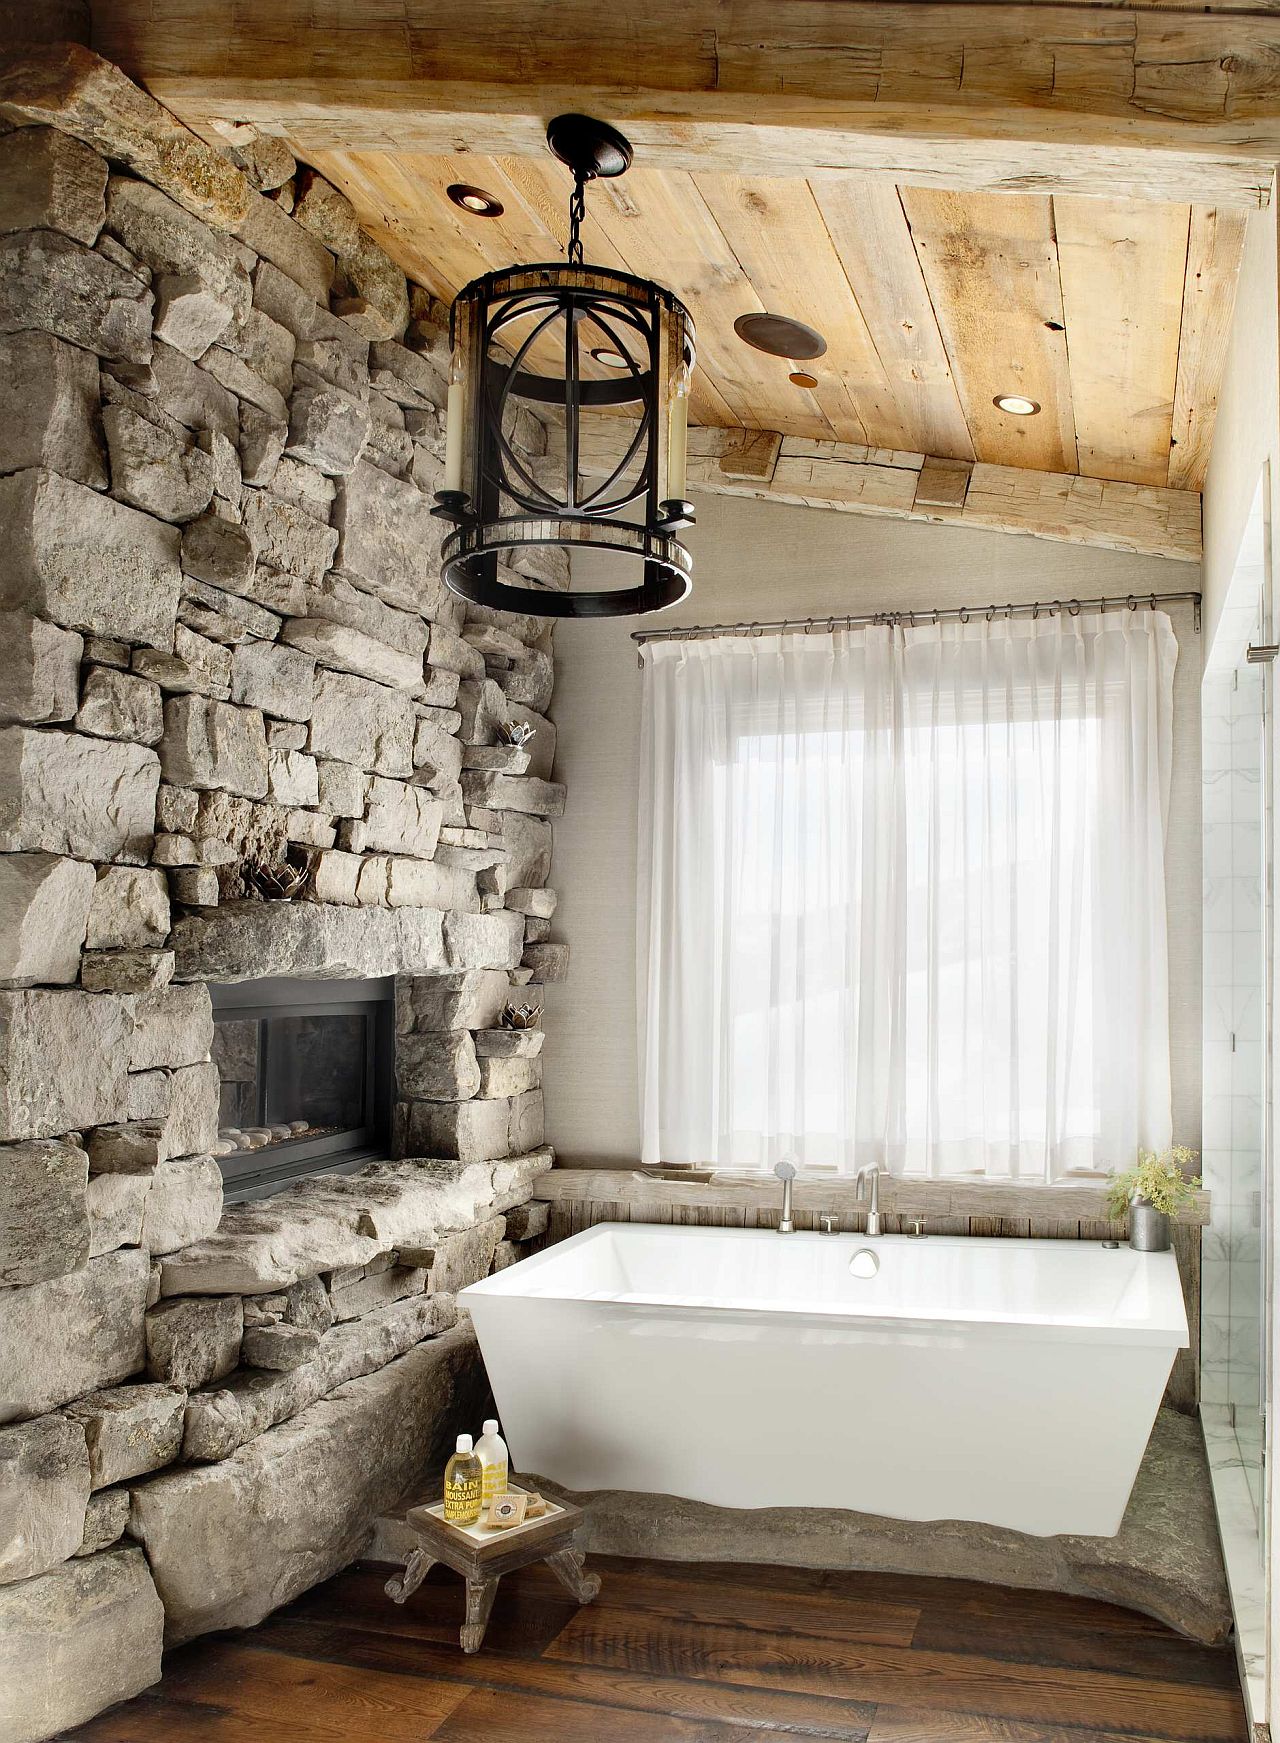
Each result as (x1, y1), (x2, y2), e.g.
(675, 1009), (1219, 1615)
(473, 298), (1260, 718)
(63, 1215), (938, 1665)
(209, 975), (394, 1200)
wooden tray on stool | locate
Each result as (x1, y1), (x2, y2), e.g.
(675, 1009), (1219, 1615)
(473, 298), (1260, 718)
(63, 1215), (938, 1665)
(384, 1485), (601, 1653)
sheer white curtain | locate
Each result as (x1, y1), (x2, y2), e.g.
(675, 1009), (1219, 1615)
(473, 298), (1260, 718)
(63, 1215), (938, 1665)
(637, 610), (1177, 1179)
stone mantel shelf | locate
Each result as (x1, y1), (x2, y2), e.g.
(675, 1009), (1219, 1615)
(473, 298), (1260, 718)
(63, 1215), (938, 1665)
(535, 1168), (1211, 1228)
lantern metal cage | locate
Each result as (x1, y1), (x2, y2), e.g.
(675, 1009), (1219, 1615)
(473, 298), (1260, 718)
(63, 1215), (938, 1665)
(432, 117), (696, 618)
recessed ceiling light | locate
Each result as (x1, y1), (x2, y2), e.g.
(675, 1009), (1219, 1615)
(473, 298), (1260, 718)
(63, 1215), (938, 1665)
(993, 393), (1041, 416)
(590, 346), (630, 369)
(789, 370), (819, 389)
(734, 312), (827, 360)
(447, 183), (505, 218)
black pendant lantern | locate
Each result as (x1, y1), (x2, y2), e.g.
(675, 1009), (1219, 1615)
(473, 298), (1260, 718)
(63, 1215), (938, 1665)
(432, 115), (696, 618)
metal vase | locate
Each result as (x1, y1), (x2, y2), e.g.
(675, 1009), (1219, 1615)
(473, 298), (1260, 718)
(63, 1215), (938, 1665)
(1128, 1197), (1171, 1253)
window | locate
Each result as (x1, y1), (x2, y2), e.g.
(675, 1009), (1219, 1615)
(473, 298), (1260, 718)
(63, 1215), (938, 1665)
(637, 612), (1177, 1181)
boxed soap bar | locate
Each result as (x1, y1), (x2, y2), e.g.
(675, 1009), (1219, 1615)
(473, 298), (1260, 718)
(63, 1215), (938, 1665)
(485, 1491), (528, 1530)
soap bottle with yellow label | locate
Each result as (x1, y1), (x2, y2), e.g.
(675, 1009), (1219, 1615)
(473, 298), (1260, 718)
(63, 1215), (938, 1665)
(443, 1433), (483, 1525)
(475, 1419), (509, 1506)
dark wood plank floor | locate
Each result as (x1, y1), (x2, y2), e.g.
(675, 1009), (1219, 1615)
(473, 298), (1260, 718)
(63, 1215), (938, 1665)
(66, 1556), (1248, 1742)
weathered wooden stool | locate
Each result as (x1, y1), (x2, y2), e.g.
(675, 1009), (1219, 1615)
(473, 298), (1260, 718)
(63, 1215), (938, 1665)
(383, 1487), (601, 1653)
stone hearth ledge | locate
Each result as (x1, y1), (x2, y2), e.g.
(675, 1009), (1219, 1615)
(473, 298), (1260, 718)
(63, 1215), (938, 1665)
(129, 1320), (490, 1643)
(371, 1410), (1228, 1646)
(159, 1148), (553, 1294)
(181, 1288), (460, 1461)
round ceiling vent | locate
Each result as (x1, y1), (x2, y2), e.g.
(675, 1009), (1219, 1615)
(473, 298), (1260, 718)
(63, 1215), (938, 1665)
(734, 312), (827, 360)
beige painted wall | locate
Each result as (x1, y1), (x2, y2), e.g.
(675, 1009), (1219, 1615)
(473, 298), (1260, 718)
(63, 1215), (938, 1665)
(545, 493), (1203, 1169)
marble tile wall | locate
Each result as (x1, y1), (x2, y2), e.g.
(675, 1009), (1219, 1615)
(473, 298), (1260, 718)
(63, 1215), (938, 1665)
(1201, 661), (1265, 1483)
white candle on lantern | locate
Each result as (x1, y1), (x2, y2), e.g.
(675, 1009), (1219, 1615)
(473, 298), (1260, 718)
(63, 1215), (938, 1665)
(444, 376), (465, 494)
(667, 388), (689, 501)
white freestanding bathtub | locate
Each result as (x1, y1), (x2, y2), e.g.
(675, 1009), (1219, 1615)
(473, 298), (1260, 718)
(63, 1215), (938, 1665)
(462, 1223), (1189, 1538)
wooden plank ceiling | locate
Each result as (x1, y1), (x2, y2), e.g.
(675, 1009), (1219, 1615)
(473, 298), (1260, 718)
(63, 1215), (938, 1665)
(304, 149), (1246, 493)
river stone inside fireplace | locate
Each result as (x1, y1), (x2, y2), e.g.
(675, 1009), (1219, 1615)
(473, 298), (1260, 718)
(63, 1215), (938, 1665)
(210, 977), (393, 1196)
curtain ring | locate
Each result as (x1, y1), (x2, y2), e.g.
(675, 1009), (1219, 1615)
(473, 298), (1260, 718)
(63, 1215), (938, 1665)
(932, 608), (940, 627)
(1149, 594), (1157, 612)
(1127, 595), (1137, 611)
(827, 617), (836, 635)
(985, 605), (995, 622)
(748, 621), (761, 638)
(959, 606), (969, 623)
(1068, 598), (1081, 617)
(804, 618), (814, 634)
(1031, 602), (1039, 619)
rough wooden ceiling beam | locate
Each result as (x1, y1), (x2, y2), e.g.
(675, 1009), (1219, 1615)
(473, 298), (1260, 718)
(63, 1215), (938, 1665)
(87, 1), (1280, 206)
(572, 426), (1202, 563)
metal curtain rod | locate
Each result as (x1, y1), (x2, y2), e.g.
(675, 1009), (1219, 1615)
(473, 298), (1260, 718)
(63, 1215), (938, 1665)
(630, 589), (1203, 647)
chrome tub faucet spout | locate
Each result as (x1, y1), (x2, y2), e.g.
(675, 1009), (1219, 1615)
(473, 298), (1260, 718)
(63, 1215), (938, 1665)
(855, 1164), (882, 1236)
(774, 1158), (797, 1233)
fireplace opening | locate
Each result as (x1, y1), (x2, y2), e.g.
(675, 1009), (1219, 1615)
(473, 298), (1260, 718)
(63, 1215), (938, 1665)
(209, 976), (394, 1199)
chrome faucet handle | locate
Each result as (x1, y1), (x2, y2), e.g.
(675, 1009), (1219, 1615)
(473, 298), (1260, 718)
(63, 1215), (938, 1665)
(856, 1163), (883, 1237)
(774, 1158), (797, 1235)
(819, 1214), (837, 1235)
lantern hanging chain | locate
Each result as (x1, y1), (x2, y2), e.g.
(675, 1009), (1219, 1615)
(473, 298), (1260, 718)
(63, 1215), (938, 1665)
(567, 170), (587, 267)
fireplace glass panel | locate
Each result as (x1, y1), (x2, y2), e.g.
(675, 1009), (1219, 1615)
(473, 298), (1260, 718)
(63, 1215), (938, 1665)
(267, 1015), (367, 1133)
(210, 977), (392, 1197)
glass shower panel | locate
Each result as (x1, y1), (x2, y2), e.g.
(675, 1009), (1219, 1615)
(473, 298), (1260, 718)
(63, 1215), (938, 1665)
(1201, 469), (1271, 1731)
(1202, 650), (1266, 1515)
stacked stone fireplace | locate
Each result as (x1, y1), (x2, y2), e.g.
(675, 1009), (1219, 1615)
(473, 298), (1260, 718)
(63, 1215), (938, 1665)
(0, 39), (567, 1743)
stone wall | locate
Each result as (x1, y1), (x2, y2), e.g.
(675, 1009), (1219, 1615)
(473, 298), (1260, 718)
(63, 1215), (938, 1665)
(0, 44), (567, 1743)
